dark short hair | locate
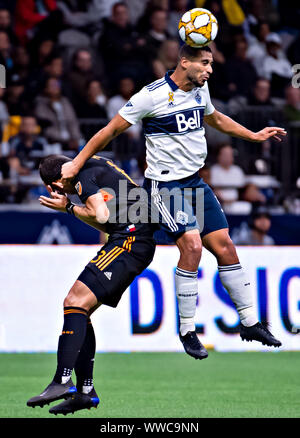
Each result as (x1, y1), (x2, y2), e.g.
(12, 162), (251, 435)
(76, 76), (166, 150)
(39, 155), (71, 185)
(179, 44), (212, 61)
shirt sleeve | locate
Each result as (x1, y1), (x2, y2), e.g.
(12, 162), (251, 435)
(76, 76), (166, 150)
(74, 168), (100, 203)
(118, 87), (154, 125)
(203, 82), (215, 116)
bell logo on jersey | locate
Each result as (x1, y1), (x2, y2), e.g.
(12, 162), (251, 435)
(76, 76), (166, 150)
(175, 110), (202, 133)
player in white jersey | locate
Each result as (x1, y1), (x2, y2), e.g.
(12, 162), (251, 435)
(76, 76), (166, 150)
(61, 44), (285, 358)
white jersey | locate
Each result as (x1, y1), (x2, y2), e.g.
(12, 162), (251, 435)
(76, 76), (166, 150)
(118, 71), (215, 181)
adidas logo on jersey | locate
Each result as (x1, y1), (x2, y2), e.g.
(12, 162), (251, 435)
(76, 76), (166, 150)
(104, 272), (112, 280)
(175, 110), (202, 133)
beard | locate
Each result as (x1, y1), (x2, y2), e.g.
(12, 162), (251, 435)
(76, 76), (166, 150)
(186, 72), (205, 88)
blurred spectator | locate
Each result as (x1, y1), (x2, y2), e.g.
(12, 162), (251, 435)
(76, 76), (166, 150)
(167, 0), (188, 38)
(34, 77), (81, 150)
(246, 20), (270, 76)
(283, 85), (300, 122)
(5, 76), (28, 115)
(239, 183), (266, 205)
(14, 0), (56, 43)
(287, 33), (300, 67)
(0, 8), (18, 46)
(136, 0), (169, 34)
(228, 78), (273, 115)
(125, 0), (149, 26)
(99, 1), (147, 90)
(205, 99), (232, 148)
(207, 41), (228, 101)
(31, 37), (56, 68)
(25, 53), (68, 102)
(210, 142), (266, 213)
(0, 86), (9, 128)
(107, 76), (143, 176)
(107, 77), (141, 139)
(143, 8), (170, 58)
(277, 0), (300, 33)
(67, 48), (97, 112)
(43, 53), (63, 80)
(247, 78), (272, 106)
(77, 79), (107, 118)
(233, 210), (275, 245)
(14, 0), (63, 45)
(57, 0), (105, 36)
(210, 144), (246, 207)
(0, 30), (13, 74)
(224, 36), (257, 97)
(8, 115), (47, 175)
(76, 79), (108, 139)
(152, 38), (179, 79)
(11, 45), (30, 82)
(261, 33), (293, 97)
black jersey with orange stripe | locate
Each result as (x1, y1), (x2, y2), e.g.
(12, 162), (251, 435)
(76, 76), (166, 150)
(73, 155), (154, 237)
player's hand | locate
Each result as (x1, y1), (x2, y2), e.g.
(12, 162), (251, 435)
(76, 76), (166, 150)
(252, 127), (287, 142)
(61, 160), (80, 181)
(39, 186), (68, 212)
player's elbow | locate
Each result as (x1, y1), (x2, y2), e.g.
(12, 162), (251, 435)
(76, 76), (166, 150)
(95, 204), (110, 224)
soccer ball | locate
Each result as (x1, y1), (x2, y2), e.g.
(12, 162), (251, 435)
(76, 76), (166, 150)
(178, 8), (218, 48)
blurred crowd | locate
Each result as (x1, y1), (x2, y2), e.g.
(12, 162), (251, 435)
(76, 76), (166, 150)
(0, 0), (299, 219)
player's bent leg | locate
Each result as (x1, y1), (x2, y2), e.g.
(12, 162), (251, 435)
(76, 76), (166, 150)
(202, 229), (281, 347)
(49, 322), (100, 415)
(175, 230), (208, 360)
(27, 282), (99, 409)
(49, 298), (102, 415)
(64, 280), (98, 311)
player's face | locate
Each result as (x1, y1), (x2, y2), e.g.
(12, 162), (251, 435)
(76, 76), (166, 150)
(185, 52), (213, 87)
(51, 180), (76, 195)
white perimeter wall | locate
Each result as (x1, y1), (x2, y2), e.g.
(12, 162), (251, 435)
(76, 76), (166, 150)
(0, 245), (299, 352)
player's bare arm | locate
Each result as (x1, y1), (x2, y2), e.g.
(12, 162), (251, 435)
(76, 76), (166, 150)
(39, 189), (109, 232)
(61, 114), (131, 181)
(204, 110), (287, 142)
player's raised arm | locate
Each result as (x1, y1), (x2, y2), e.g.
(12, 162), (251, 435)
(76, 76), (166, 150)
(204, 109), (287, 142)
(61, 114), (132, 181)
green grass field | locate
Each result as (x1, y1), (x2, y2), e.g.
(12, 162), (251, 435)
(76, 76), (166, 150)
(0, 352), (299, 418)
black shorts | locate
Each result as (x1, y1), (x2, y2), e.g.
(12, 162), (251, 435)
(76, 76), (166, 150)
(77, 232), (156, 308)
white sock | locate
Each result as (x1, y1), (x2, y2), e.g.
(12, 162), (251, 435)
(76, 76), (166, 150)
(82, 378), (94, 394)
(175, 267), (198, 336)
(218, 264), (258, 327)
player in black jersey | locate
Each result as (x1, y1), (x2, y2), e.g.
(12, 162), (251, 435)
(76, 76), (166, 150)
(26, 154), (156, 415)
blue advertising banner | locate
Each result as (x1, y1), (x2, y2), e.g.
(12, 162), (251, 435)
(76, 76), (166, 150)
(0, 211), (299, 245)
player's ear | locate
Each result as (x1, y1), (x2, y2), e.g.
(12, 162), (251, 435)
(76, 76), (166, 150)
(180, 56), (190, 70)
(52, 181), (64, 191)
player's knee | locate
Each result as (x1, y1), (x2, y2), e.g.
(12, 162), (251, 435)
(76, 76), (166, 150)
(216, 236), (237, 260)
(63, 290), (90, 311)
(180, 239), (202, 260)
(63, 292), (80, 308)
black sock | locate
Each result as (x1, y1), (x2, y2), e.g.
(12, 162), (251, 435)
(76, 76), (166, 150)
(74, 318), (96, 393)
(53, 306), (88, 384)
